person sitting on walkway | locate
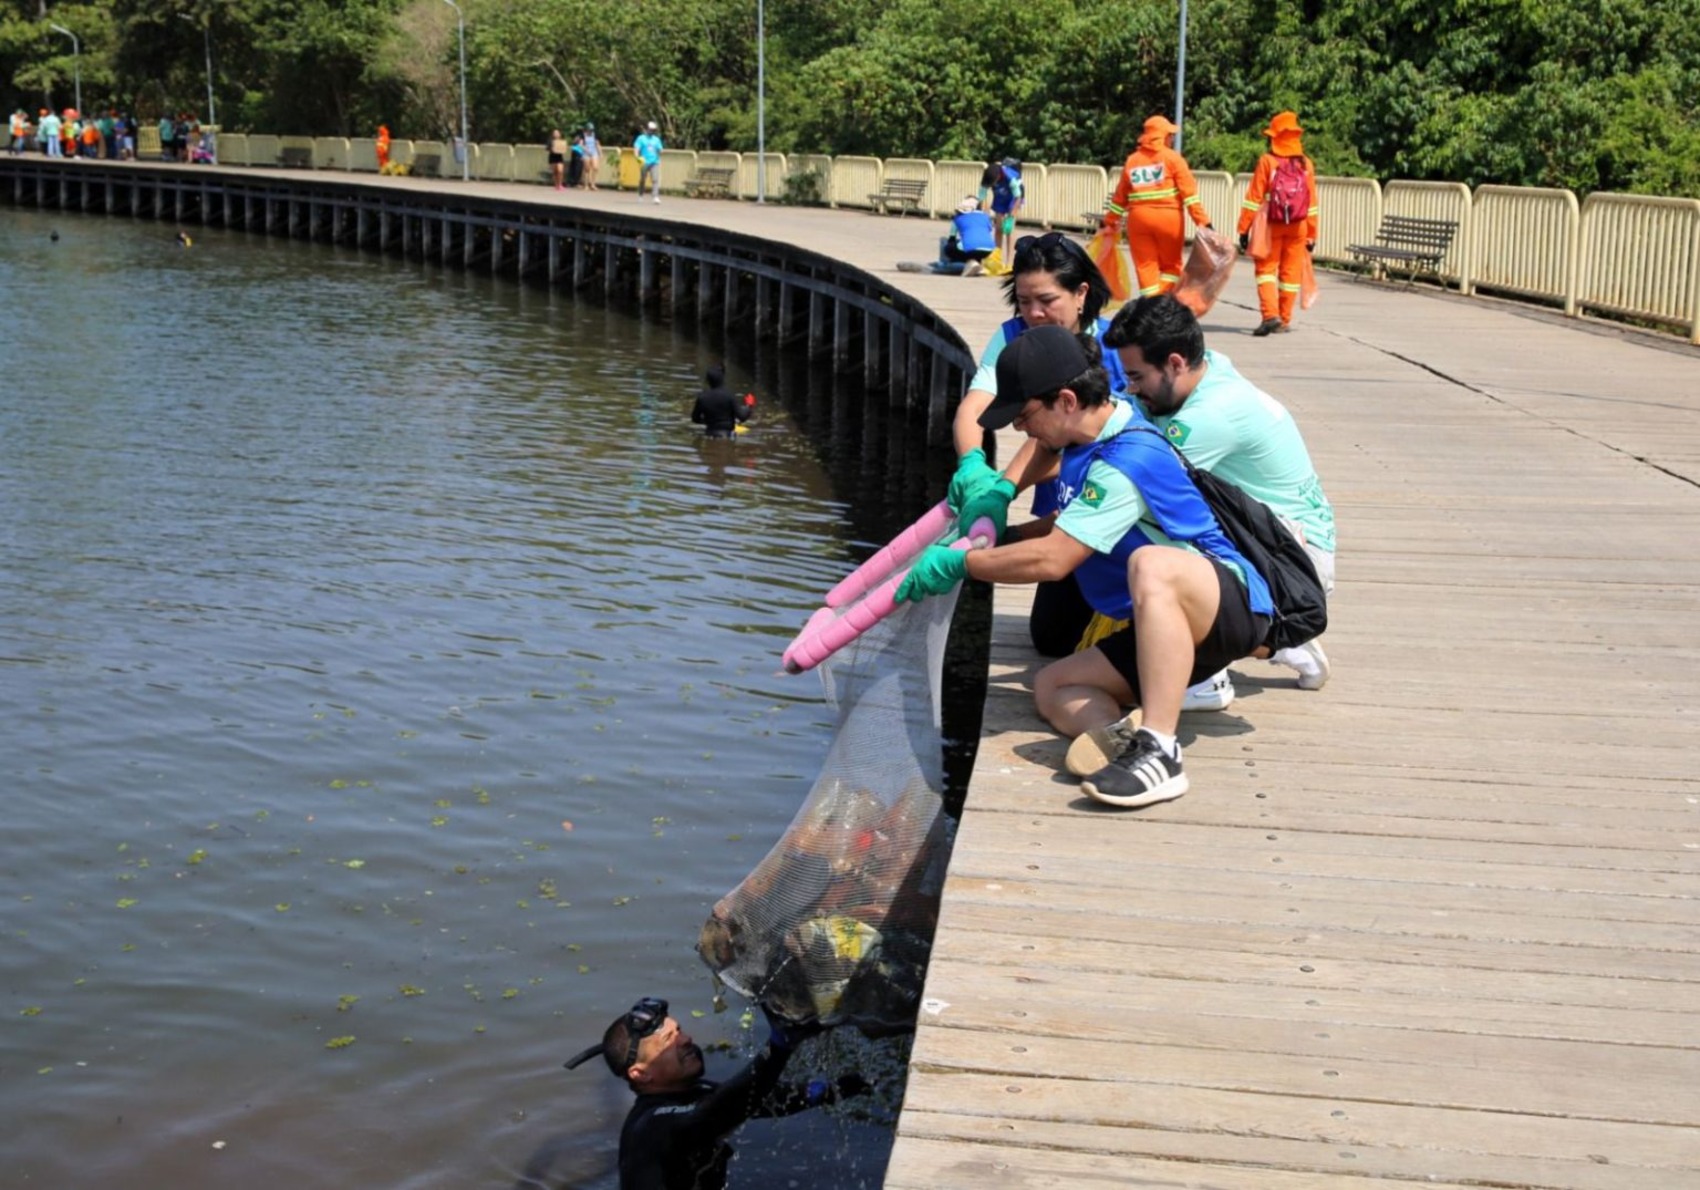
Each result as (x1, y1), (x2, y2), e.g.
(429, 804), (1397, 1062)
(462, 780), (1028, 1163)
(1071, 293), (1335, 733)
(564, 996), (866, 1190)
(941, 196), (996, 275)
(899, 326), (1273, 809)
(691, 365), (751, 439)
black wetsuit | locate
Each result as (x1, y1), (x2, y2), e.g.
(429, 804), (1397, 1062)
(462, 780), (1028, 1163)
(691, 386), (748, 439)
(617, 1042), (817, 1190)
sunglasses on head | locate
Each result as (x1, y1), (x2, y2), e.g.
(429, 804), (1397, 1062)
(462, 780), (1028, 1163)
(1014, 231), (1070, 256)
(563, 996), (670, 1072)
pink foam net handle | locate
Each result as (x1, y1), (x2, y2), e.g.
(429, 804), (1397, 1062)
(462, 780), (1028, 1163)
(824, 501), (954, 611)
(782, 516), (994, 674)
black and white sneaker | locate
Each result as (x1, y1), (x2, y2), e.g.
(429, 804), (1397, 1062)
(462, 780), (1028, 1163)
(1080, 728), (1189, 808)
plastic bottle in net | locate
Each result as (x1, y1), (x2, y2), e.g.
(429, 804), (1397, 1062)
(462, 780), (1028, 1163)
(698, 589), (958, 1032)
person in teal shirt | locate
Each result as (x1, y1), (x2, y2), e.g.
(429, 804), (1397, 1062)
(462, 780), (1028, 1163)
(633, 121), (663, 203)
(1103, 293), (1335, 709)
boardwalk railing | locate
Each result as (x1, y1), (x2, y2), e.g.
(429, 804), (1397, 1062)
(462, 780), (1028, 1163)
(162, 131), (1700, 344)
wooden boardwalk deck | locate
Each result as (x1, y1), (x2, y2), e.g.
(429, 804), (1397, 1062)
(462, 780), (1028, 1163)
(59, 168), (1700, 1184)
(887, 273), (1700, 1187)
(341, 179), (1700, 1186)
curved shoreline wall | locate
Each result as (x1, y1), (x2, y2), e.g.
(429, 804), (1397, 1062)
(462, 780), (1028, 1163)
(0, 159), (975, 443)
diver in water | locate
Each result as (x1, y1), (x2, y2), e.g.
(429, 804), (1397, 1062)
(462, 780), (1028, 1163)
(690, 365), (750, 440)
(564, 996), (867, 1190)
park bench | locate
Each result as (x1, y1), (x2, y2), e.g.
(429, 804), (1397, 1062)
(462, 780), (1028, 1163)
(1347, 214), (1459, 281)
(412, 153), (442, 178)
(278, 146), (313, 169)
(869, 177), (928, 217)
(683, 167), (736, 199)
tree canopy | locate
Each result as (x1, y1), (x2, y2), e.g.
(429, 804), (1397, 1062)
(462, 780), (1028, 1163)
(4, 0), (1698, 196)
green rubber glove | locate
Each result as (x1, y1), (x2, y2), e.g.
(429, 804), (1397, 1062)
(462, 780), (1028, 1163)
(947, 449), (1000, 514)
(957, 478), (1016, 543)
(895, 546), (969, 603)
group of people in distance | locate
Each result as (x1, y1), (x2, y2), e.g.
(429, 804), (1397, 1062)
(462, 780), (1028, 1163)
(545, 122), (604, 192)
(894, 224), (1334, 810)
(1104, 108), (1320, 336)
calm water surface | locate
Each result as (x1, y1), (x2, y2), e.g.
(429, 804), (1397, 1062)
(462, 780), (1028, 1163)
(0, 207), (957, 1187)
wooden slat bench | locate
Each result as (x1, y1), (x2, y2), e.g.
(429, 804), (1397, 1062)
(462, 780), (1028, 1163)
(683, 167), (736, 199)
(278, 146), (313, 169)
(1347, 214), (1459, 281)
(869, 178), (928, 217)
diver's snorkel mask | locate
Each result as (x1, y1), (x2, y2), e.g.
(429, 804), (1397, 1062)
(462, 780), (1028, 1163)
(564, 997), (669, 1076)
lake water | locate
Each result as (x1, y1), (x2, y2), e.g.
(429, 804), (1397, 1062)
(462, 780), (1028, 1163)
(0, 206), (978, 1188)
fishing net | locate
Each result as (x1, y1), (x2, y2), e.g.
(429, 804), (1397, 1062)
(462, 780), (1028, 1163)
(698, 590), (957, 1032)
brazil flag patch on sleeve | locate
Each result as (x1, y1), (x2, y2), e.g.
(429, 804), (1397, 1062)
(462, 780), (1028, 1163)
(1165, 421), (1192, 446)
(1080, 481), (1106, 508)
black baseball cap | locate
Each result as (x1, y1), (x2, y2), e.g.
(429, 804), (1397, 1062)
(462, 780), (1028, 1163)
(980, 325), (1092, 430)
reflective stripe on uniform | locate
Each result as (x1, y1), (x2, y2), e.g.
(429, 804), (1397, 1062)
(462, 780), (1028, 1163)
(1158, 272), (1181, 284)
(1139, 283), (1164, 296)
(1255, 272), (1278, 286)
(1183, 195), (1202, 206)
(1278, 282), (1301, 293)
(1104, 201), (1126, 216)
(1129, 189), (1179, 202)
(1241, 199), (1260, 211)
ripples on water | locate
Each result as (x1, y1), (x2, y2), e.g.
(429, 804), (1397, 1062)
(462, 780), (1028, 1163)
(0, 207), (961, 1187)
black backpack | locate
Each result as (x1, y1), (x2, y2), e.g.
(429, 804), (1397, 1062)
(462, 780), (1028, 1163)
(1138, 428), (1328, 650)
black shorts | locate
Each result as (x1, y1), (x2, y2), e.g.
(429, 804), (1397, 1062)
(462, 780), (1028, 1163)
(547, 152), (564, 165)
(1095, 559), (1270, 701)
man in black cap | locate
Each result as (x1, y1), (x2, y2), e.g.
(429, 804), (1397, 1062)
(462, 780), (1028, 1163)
(564, 997), (866, 1190)
(896, 324), (1274, 808)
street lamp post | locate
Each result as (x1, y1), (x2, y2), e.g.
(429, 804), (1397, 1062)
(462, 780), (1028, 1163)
(756, 0), (765, 204)
(1173, 0), (1189, 152)
(48, 23), (80, 116)
(177, 14), (215, 126)
(442, 0), (469, 181)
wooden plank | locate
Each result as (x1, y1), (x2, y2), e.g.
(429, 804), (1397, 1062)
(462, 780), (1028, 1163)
(901, 1105), (1691, 1190)
(917, 953), (1695, 1049)
(908, 1026), (1697, 1125)
(938, 877), (1700, 958)
(945, 822), (1697, 895)
(884, 1135), (1485, 1190)
(923, 928), (1693, 1018)
(932, 898), (1700, 980)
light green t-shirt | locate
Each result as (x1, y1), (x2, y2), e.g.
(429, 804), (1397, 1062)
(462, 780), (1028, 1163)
(1152, 350), (1336, 553)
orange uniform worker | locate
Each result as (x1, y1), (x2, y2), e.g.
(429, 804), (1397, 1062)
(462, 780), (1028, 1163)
(1236, 111), (1319, 335)
(375, 124), (391, 171)
(1103, 115), (1211, 298)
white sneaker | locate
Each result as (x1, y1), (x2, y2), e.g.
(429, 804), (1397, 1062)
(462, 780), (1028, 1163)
(1181, 671), (1234, 712)
(1064, 712), (1142, 778)
(653, 196), (662, 204)
(1274, 639), (1330, 690)
(963, 260), (983, 277)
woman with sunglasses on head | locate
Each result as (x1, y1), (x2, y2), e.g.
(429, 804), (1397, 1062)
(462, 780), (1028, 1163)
(949, 231), (1133, 657)
(564, 997), (868, 1190)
